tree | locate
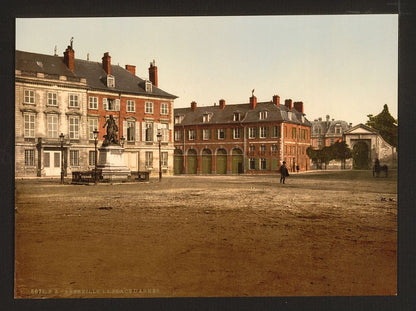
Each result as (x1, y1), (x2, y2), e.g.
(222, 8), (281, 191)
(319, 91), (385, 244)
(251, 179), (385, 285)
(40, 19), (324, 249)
(331, 141), (352, 169)
(307, 142), (352, 170)
(366, 104), (398, 147)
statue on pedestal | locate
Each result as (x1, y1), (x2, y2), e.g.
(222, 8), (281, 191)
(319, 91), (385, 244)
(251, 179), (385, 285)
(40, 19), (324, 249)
(102, 115), (118, 146)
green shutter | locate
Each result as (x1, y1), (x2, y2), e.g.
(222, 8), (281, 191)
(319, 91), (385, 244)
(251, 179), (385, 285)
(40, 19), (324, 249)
(255, 158), (259, 170)
(271, 158), (278, 170)
(266, 158), (270, 170)
(245, 158), (249, 170)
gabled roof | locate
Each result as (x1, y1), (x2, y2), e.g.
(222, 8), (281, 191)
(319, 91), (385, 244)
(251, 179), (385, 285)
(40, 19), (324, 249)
(344, 123), (378, 135)
(15, 50), (177, 99)
(175, 101), (311, 126)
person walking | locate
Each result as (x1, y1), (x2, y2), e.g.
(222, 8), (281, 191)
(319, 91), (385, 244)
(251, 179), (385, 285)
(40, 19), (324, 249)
(279, 161), (289, 184)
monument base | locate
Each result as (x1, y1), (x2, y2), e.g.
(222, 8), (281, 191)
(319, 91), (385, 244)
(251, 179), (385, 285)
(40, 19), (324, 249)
(97, 145), (131, 181)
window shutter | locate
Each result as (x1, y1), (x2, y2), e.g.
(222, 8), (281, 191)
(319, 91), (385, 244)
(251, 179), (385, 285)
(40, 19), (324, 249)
(142, 123), (147, 142)
(246, 128), (249, 138)
(123, 121), (127, 140)
(153, 123), (159, 141)
(245, 158), (249, 170)
(103, 98), (108, 110)
(224, 128), (227, 139)
(115, 99), (120, 111)
(135, 122), (140, 141)
(200, 129), (204, 140)
(266, 158), (270, 170)
(255, 158), (259, 170)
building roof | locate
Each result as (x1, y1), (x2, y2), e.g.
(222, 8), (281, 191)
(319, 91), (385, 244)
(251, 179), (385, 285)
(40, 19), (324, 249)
(15, 50), (177, 99)
(174, 101), (312, 126)
(311, 116), (352, 137)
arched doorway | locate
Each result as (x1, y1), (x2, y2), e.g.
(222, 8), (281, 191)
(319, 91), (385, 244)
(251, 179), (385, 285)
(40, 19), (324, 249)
(187, 149), (197, 174)
(201, 149), (212, 174)
(174, 149), (183, 174)
(216, 149), (227, 174)
(353, 141), (370, 169)
(232, 148), (243, 174)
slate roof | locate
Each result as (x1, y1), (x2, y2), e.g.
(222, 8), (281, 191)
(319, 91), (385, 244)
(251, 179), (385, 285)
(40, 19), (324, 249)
(15, 50), (177, 99)
(174, 101), (312, 126)
(311, 118), (352, 137)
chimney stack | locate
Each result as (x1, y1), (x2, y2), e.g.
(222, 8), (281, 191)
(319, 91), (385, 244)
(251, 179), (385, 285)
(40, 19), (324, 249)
(285, 99), (292, 111)
(249, 95), (257, 110)
(219, 99), (226, 110)
(149, 60), (158, 87)
(293, 101), (304, 113)
(102, 52), (111, 75)
(63, 45), (75, 71)
(125, 65), (136, 75)
(273, 95), (280, 106)
(191, 101), (197, 112)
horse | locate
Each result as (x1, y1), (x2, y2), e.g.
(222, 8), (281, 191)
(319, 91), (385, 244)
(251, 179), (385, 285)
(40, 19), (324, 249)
(373, 164), (388, 177)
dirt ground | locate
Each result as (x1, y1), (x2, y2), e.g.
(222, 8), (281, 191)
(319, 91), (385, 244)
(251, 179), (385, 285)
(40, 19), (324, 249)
(14, 170), (397, 298)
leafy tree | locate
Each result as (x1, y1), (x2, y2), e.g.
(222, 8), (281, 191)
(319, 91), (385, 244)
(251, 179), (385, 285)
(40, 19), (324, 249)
(331, 141), (352, 169)
(307, 142), (352, 169)
(366, 104), (398, 147)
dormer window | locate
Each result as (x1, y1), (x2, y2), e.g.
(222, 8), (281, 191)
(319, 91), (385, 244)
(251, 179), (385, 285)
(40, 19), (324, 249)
(174, 115), (184, 124)
(203, 113), (212, 123)
(145, 80), (152, 92)
(259, 111), (268, 120)
(288, 111), (292, 120)
(233, 112), (241, 121)
(106, 75), (115, 88)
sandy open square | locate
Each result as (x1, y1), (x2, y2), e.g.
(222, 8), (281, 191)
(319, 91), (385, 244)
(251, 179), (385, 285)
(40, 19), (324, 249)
(14, 170), (397, 298)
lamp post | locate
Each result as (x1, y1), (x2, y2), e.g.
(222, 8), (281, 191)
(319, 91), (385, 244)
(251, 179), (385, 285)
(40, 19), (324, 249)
(157, 130), (162, 182)
(93, 128), (99, 184)
(120, 136), (125, 148)
(59, 133), (64, 184)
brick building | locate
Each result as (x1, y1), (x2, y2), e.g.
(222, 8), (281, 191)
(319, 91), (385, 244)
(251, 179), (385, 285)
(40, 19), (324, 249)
(15, 44), (177, 178)
(173, 95), (312, 174)
(310, 115), (352, 149)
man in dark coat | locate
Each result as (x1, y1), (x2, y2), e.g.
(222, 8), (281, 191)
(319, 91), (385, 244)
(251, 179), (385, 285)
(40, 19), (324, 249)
(279, 161), (289, 184)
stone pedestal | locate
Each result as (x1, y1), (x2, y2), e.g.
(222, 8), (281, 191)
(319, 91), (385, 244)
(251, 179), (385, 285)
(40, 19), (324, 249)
(97, 145), (131, 181)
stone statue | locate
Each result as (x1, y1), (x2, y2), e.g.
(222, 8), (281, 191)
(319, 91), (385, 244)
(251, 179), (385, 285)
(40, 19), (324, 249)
(102, 115), (118, 146)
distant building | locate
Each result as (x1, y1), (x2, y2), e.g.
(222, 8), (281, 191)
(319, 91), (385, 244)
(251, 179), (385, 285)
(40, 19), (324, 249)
(311, 115), (352, 149)
(15, 44), (177, 178)
(173, 95), (312, 174)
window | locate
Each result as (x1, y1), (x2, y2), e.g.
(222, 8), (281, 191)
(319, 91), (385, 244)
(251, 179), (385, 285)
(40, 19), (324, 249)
(161, 152), (168, 167)
(106, 75), (115, 88)
(145, 81), (152, 92)
(145, 122), (154, 142)
(145, 102), (153, 114)
(89, 150), (96, 166)
(103, 98), (120, 111)
(24, 90), (35, 104)
(145, 151), (153, 168)
(174, 130), (183, 141)
(202, 129), (211, 140)
(271, 126), (280, 138)
(89, 97), (98, 110)
(259, 111), (268, 120)
(174, 115), (184, 124)
(292, 128), (297, 139)
(203, 113), (211, 123)
(259, 126), (267, 138)
(159, 123), (169, 142)
(233, 112), (241, 121)
(249, 127), (256, 139)
(271, 145), (278, 153)
(127, 121), (135, 141)
(47, 92), (57, 106)
(249, 158), (256, 170)
(260, 158), (267, 170)
(24, 150), (35, 166)
(233, 128), (241, 139)
(24, 113), (35, 137)
(188, 129), (196, 140)
(54, 153), (60, 168)
(69, 94), (79, 108)
(160, 103), (169, 115)
(127, 100), (135, 112)
(330, 138), (334, 145)
(70, 150), (79, 166)
(88, 118), (99, 140)
(249, 145), (255, 152)
(336, 127), (341, 134)
(217, 129), (225, 139)
(47, 114), (58, 138)
(260, 145), (266, 152)
(69, 117), (79, 139)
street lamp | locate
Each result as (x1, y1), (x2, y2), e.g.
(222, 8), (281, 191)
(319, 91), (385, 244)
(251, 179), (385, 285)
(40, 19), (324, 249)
(157, 130), (162, 182)
(120, 136), (125, 148)
(93, 128), (99, 184)
(59, 133), (64, 184)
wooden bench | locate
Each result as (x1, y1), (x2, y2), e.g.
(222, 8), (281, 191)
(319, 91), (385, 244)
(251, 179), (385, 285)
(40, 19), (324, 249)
(72, 169), (103, 184)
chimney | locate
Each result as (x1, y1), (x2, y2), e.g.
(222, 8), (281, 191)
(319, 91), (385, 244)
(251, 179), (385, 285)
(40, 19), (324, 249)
(249, 95), (257, 110)
(102, 52), (111, 75)
(273, 95), (280, 106)
(219, 99), (226, 110)
(149, 60), (158, 87)
(191, 101), (197, 112)
(293, 101), (304, 113)
(125, 65), (136, 75)
(285, 99), (292, 111)
(63, 45), (75, 71)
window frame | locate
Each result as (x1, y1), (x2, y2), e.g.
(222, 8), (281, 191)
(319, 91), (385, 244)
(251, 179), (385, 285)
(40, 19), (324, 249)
(88, 118), (99, 141)
(47, 114), (59, 138)
(160, 102), (169, 115)
(69, 94), (79, 108)
(126, 100), (136, 113)
(24, 149), (35, 167)
(70, 150), (80, 167)
(88, 96), (98, 110)
(24, 90), (35, 104)
(145, 151), (153, 168)
(145, 101), (154, 114)
(24, 113), (35, 138)
(69, 116), (80, 140)
(249, 127), (256, 139)
(233, 128), (241, 139)
(188, 129), (196, 140)
(47, 92), (58, 107)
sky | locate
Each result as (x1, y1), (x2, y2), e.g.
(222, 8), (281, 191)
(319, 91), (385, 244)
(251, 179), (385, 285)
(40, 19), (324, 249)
(15, 15), (398, 125)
